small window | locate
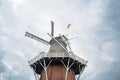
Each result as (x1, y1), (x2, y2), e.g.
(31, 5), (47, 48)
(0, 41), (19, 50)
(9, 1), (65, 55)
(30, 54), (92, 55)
(68, 69), (71, 74)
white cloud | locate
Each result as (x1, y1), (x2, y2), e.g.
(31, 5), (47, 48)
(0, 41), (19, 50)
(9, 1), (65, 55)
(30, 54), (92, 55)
(8, 0), (24, 9)
(0, 0), (119, 80)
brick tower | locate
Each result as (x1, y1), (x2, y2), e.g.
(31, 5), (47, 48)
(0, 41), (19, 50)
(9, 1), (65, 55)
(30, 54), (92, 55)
(25, 21), (87, 80)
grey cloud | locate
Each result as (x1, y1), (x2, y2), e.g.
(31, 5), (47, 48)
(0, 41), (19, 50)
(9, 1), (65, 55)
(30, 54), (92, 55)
(0, 0), (120, 80)
(84, 0), (120, 80)
(0, 45), (6, 73)
(76, 0), (120, 80)
(0, 61), (5, 73)
(93, 61), (120, 80)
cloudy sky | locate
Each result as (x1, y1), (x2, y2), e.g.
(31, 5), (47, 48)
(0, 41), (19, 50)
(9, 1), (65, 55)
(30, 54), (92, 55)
(0, 0), (120, 80)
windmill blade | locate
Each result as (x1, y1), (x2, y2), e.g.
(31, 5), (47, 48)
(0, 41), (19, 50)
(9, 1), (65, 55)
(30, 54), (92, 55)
(25, 32), (49, 45)
(51, 20), (54, 37)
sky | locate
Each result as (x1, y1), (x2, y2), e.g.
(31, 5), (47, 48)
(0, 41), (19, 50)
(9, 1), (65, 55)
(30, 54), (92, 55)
(0, 0), (120, 80)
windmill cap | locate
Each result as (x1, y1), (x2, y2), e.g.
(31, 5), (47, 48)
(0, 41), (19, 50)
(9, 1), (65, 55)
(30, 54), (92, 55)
(49, 35), (68, 45)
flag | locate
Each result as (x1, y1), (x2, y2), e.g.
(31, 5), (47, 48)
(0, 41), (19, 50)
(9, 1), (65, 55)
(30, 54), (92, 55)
(67, 24), (71, 29)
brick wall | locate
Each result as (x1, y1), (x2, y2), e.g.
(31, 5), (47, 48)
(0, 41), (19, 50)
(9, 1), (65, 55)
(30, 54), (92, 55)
(40, 65), (75, 80)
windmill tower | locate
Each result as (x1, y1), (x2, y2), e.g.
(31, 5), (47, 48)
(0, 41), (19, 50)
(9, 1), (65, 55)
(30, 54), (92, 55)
(25, 21), (88, 80)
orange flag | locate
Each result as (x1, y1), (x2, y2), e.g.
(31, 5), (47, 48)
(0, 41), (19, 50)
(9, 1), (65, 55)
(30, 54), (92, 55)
(67, 24), (71, 29)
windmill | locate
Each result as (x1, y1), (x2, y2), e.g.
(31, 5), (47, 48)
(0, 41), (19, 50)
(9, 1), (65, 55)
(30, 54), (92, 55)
(25, 21), (88, 80)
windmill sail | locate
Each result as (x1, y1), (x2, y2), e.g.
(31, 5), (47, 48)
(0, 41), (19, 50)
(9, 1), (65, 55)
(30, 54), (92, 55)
(25, 32), (49, 45)
(51, 20), (54, 37)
